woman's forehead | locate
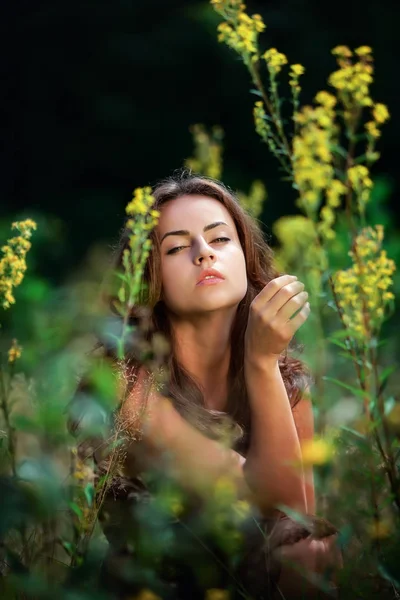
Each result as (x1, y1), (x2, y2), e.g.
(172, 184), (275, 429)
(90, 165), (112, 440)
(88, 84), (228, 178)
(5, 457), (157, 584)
(158, 195), (234, 229)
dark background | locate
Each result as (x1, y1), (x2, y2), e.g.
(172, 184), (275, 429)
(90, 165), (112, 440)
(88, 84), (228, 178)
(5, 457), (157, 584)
(1, 0), (399, 284)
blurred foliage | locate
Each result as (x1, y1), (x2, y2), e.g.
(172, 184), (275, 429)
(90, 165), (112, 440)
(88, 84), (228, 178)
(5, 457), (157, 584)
(1, 0), (400, 598)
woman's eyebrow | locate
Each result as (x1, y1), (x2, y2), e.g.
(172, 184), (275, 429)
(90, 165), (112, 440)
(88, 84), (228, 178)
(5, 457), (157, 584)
(160, 221), (228, 244)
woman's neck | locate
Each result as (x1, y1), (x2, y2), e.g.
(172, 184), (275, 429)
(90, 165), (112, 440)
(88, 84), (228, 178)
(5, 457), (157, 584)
(170, 312), (234, 411)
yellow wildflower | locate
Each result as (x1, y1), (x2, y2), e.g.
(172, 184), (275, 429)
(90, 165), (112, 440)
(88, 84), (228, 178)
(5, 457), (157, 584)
(205, 590), (230, 600)
(355, 46), (373, 57)
(329, 48), (374, 109)
(347, 165), (373, 213)
(331, 45), (352, 58)
(0, 219), (37, 309)
(333, 225), (396, 340)
(253, 101), (268, 137)
(8, 339), (22, 363)
(251, 13), (266, 33)
(133, 590), (162, 600)
(292, 98), (337, 216)
(315, 91), (337, 109)
(262, 48), (288, 73)
(301, 438), (333, 466)
(185, 124), (224, 180)
(237, 179), (267, 218)
(289, 64), (305, 95)
(326, 179), (347, 208)
(365, 121), (381, 138)
(366, 518), (392, 539)
(290, 64), (305, 76)
(214, 5), (265, 61)
(372, 103), (390, 124)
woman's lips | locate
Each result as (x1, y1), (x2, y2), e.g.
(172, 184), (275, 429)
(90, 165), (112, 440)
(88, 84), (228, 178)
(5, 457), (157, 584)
(196, 277), (225, 286)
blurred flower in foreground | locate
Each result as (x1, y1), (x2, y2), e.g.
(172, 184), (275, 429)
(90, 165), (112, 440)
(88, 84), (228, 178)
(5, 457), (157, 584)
(132, 590), (162, 600)
(205, 589), (230, 600)
(8, 339), (22, 363)
(366, 517), (392, 539)
(300, 438), (334, 466)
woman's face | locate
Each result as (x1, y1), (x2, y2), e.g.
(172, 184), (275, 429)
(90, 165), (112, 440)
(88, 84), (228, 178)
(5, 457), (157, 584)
(157, 195), (248, 317)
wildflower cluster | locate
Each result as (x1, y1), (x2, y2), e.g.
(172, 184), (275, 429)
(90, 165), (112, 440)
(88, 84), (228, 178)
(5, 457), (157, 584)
(211, 0), (266, 65)
(7, 339), (22, 364)
(236, 179), (267, 219)
(329, 46), (390, 141)
(70, 447), (94, 532)
(329, 46), (374, 110)
(272, 215), (327, 294)
(185, 124), (224, 180)
(262, 47), (287, 74)
(0, 219), (37, 309)
(203, 474), (251, 554)
(332, 225), (395, 339)
(347, 165), (373, 216)
(292, 92), (340, 227)
(289, 64), (306, 114)
(118, 187), (159, 311)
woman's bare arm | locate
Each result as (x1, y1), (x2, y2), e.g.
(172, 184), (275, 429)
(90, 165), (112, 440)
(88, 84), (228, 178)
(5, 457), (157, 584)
(120, 368), (256, 508)
(243, 358), (309, 515)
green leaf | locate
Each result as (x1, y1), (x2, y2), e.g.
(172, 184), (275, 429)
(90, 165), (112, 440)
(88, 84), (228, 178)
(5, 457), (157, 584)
(379, 366), (396, 386)
(61, 540), (75, 557)
(84, 483), (95, 507)
(69, 501), (83, 520)
(327, 337), (349, 350)
(250, 89), (264, 98)
(339, 425), (366, 440)
(322, 376), (370, 399)
(328, 328), (352, 340)
(118, 287), (126, 303)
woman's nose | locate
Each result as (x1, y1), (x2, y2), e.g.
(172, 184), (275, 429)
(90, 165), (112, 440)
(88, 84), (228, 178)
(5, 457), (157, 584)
(194, 240), (215, 264)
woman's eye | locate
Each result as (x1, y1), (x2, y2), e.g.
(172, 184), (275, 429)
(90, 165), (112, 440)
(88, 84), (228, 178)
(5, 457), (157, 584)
(167, 237), (231, 255)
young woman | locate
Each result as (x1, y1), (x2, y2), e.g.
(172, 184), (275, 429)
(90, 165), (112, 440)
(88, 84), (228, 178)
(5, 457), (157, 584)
(74, 172), (343, 599)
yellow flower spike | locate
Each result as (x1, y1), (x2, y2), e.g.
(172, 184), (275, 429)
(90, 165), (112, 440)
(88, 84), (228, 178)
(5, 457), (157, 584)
(366, 518), (392, 540)
(233, 500), (251, 521)
(8, 339), (22, 363)
(290, 63), (305, 76)
(262, 48), (288, 73)
(365, 121), (381, 138)
(0, 219), (37, 310)
(133, 590), (162, 600)
(373, 103), (390, 124)
(205, 589), (230, 600)
(300, 438), (333, 466)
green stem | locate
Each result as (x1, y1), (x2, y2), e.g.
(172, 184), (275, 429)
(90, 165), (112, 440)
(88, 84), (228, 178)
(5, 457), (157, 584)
(248, 61), (292, 173)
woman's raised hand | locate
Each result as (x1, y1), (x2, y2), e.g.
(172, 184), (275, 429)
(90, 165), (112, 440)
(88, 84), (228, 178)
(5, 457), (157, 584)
(244, 274), (310, 367)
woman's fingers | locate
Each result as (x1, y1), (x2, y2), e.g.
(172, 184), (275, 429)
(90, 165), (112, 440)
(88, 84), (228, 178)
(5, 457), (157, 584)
(259, 279), (307, 320)
(253, 274), (298, 309)
(288, 300), (311, 331)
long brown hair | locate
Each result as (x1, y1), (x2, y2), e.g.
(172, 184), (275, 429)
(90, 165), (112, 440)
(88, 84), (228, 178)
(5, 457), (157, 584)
(101, 170), (313, 456)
